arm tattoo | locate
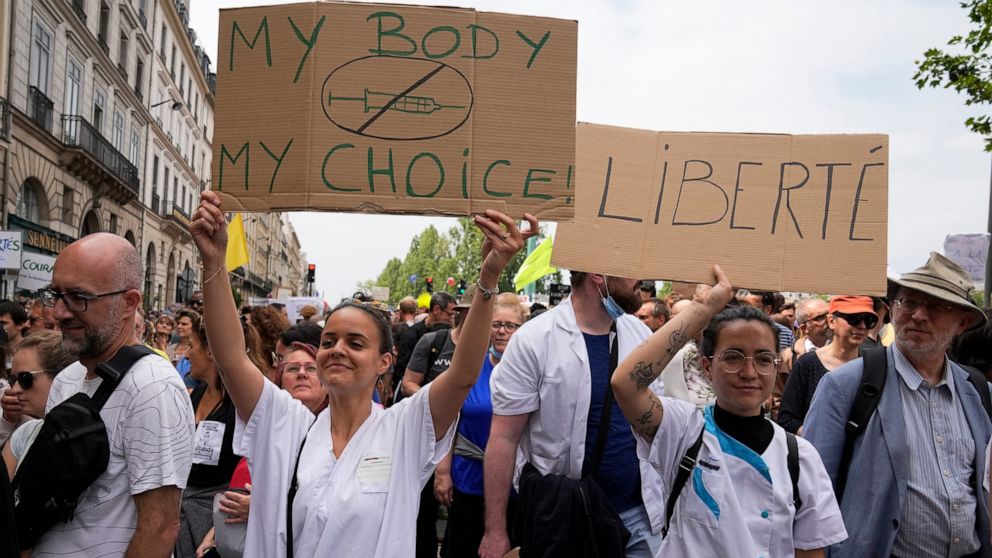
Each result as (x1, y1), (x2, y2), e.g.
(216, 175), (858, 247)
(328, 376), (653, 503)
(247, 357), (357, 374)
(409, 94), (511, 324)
(665, 322), (691, 357)
(629, 360), (655, 391)
(635, 394), (661, 440)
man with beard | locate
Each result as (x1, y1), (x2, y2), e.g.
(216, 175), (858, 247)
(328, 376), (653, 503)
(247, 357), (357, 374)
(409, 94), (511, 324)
(480, 272), (663, 558)
(804, 253), (992, 557)
(33, 233), (195, 558)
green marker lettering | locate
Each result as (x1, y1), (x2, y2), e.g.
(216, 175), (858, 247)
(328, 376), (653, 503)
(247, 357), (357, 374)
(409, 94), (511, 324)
(321, 143), (359, 192)
(219, 143), (250, 192)
(229, 17), (271, 72)
(368, 11), (417, 56)
(463, 24), (498, 59)
(406, 152), (445, 198)
(422, 26), (460, 59)
(523, 168), (555, 200)
(483, 160), (511, 197)
(288, 15), (326, 84)
(515, 30), (550, 69)
(460, 148), (470, 199)
(259, 139), (293, 193)
(368, 147), (397, 193)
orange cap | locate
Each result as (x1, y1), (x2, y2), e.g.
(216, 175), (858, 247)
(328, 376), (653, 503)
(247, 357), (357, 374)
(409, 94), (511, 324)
(829, 295), (876, 316)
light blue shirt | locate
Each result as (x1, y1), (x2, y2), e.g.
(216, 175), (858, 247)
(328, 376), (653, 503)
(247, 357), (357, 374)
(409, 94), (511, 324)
(891, 345), (979, 557)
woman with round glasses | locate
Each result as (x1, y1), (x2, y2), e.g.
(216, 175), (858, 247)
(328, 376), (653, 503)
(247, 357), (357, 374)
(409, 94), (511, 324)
(434, 297), (525, 557)
(2, 331), (77, 477)
(611, 267), (846, 558)
(777, 296), (878, 435)
(189, 190), (535, 557)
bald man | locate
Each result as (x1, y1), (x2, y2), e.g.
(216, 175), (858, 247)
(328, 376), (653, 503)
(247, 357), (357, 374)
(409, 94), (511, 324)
(33, 233), (194, 558)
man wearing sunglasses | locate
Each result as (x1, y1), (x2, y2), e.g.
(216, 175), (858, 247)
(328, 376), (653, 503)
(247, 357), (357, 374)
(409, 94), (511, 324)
(805, 253), (992, 558)
(27, 233), (195, 558)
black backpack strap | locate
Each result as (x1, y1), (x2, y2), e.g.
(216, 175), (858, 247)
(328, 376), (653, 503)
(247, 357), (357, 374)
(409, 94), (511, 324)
(583, 323), (619, 477)
(836, 347), (887, 502)
(91, 345), (156, 410)
(430, 329), (450, 357)
(662, 426), (705, 538)
(963, 365), (992, 420)
(286, 420), (317, 558)
(786, 432), (802, 511)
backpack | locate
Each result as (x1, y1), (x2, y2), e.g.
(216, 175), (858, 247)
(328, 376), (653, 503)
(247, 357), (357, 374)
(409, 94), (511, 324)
(835, 347), (992, 502)
(663, 424), (801, 537)
(10, 345), (155, 549)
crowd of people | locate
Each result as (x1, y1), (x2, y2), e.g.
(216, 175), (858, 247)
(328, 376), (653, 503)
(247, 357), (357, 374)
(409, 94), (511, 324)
(0, 190), (989, 558)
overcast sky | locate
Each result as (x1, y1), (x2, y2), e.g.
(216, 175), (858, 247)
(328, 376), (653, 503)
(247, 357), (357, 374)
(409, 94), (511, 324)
(190, 0), (989, 302)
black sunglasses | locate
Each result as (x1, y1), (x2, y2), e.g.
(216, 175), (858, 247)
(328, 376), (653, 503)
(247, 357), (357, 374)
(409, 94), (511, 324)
(6, 371), (48, 390)
(833, 312), (878, 329)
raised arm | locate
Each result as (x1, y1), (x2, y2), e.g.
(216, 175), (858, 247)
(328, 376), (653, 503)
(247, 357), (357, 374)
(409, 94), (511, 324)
(189, 191), (265, 422)
(611, 265), (732, 440)
(429, 210), (537, 436)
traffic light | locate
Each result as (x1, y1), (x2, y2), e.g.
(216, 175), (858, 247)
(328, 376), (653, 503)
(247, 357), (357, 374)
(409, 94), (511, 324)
(457, 279), (466, 296)
(307, 263), (315, 282)
(425, 277), (434, 293)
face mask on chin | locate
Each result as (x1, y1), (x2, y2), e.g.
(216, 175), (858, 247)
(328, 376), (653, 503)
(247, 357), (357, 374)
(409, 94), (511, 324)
(597, 276), (626, 320)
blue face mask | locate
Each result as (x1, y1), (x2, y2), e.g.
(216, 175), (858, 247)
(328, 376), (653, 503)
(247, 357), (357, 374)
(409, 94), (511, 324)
(489, 345), (503, 360)
(598, 276), (627, 320)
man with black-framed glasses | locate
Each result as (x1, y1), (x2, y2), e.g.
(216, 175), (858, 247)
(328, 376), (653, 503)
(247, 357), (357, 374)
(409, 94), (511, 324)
(27, 233), (195, 558)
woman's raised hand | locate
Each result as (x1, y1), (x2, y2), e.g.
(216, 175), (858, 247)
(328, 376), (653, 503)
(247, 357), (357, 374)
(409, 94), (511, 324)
(703, 264), (734, 314)
(189, 191), (229, 267)
(474, 210), (539, 285)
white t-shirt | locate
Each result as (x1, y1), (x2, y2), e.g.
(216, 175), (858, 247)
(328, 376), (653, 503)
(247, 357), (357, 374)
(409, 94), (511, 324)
(34, 356), (195, 557)
(234, 379), (455, 558)
(644, 398), (847, 558)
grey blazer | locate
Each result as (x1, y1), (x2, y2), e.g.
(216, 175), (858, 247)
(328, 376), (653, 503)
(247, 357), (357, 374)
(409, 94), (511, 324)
(804, 346), (992, 558)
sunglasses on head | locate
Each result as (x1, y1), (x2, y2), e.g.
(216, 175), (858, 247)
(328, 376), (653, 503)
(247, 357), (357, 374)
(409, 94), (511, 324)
(6, 371), (48, 390)
(833, 312), (878, 329)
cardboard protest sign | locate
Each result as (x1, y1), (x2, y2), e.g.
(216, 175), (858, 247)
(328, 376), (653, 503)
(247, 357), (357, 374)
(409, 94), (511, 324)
(552, 123), (888, 295)
(944, 233), (988, 286)
(213, 2), (576, 219)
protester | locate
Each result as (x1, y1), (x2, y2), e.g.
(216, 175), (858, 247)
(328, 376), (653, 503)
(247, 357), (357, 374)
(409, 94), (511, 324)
(250, 305), (291, 382)
(153, 314), (175, 353)
(638, 281), (657, 301)
(190, 191), (535, 557)
(2, 331), (73, 499)
(275, 322), (323, 363)
(26, 299), (49, 334)
(436, 295), (525, 557)
(298, 305), (319, 323)
(0, 301), (27, 373)
(611, 267), (847, 557)
(741, 291), (795, 351)
(31, 233), (194, 557)
(394, 291), (456, 397)
(175, 318), (254, 558)
(635, 297), (669, 332)
(805, 252), (992, 557)
(658, 290), (715, 409)
(483, 271), (662, 558)
(858, 296), (889, 352)
(949, 308), (992, 381)
(772, 298), (830, 418)
(171, 309), (201, 390)
(776, 296), (876, 435)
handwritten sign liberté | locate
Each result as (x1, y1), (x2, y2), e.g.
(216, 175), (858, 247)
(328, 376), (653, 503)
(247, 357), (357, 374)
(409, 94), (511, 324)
(213, 2), (576, 219)
(552, 124), (889, 295)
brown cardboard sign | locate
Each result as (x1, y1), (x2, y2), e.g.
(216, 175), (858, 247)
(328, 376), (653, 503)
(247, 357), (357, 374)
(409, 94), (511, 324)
(552, 123), (888, 295)
(212, 2), (576, 220)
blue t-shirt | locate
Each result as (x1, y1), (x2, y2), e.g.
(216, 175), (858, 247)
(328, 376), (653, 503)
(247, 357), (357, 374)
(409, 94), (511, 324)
(582, 332), (642, 514)
(176, 357), (201, 389)
(451, 356), (496, 495)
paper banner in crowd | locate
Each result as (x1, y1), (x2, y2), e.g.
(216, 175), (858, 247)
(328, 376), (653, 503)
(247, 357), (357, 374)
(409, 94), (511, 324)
(552, 123), (889, 295)
(249, 296), (324, 323)
(0, 231), (23, 270)
(226, 213), (250, 271)
(514, 236), (557, 291)
(943, 233), (988, 286)
(212, 2), (577, 220)
(16, 252), (56, 291)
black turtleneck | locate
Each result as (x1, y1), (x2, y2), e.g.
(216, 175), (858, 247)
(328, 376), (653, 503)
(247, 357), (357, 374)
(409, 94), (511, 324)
(713, 403), (774, 455)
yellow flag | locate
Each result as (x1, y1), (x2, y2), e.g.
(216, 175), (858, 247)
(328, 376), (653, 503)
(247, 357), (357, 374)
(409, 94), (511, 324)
(514, 236), (557, 291)
(225, 213), (250, 271)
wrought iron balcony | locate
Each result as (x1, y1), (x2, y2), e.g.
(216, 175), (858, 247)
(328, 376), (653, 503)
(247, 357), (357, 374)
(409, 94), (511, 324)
(27, 86), (54, 133)
(71, 0), (87, 22)
(60, 115), (139, 201)
(162, 202), (191, 239)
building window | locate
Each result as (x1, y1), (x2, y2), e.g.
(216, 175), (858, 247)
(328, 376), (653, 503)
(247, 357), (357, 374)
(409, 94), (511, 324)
(93, 86), (106, 133)
(160, 23), (167, 57)
(170, 45), (176, 78)
(98, 1), (110, 46)
(62, 186), (74, 223)
(129, 126), (140, 164)
(112, 108), (124, 150)
(109, 213), (118, 234)
(65, 59), (82, 116)
(179, 64), (185, 95)
(163, 168), (170, 204)
(135, 58), (144, 95)
(119, 29), (129, 68)
(16, 182), (40, 222)
(29, 21), (52, 94)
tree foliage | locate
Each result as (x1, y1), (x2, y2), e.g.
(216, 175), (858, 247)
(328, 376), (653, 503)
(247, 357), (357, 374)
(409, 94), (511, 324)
(361, 219), (561, 303)
(914, 0), (992, 151)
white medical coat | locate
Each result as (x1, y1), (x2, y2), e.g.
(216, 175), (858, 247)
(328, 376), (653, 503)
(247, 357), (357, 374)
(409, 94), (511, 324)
(643, 398), (847, 558)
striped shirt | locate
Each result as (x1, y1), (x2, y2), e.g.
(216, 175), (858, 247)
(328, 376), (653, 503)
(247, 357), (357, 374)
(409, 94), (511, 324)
(891, 345), (979, 558)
